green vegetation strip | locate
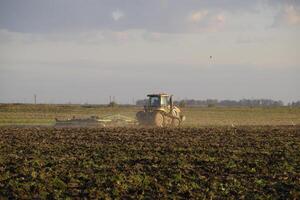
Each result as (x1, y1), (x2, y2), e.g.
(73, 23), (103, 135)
(0, 126), (299, 199)
(1, 104), (300, 126)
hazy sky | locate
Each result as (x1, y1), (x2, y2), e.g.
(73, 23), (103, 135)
(0, 0), (299, 104)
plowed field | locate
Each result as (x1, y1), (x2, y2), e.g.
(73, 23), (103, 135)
(0, 126), (299, 199)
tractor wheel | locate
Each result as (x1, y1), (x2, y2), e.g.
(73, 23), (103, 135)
(164, 116), (173, 127)
(153, 112), (164, 127)
(172, 118), (180, 127)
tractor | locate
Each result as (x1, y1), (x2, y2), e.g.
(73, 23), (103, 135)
(136, 93), (186, 127)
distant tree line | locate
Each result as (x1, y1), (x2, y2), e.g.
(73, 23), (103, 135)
(135, 99), (297, 107)
(175, 99), (285, 107)
(288, 101), (300, 107)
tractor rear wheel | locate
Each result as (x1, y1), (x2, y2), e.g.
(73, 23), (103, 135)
(153, 112), (164, 127)
(172, 118), (180, 127)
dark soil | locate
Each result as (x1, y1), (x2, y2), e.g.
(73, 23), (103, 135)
(0, 126), (299, 199)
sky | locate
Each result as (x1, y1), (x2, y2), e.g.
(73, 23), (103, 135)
(0, 0), (299, 104)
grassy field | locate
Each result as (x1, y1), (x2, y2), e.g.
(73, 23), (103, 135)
(0, 104), (300, 126)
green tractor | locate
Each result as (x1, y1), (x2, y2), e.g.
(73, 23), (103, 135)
(136, 93), (186, 127)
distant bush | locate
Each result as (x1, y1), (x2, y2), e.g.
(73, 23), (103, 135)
(179, 100), (186, 108)
(136, 99), (148, 106)
(108, 101), (118, 107)
(81, 104), (101, 108)
(207, 103), (215, 108)
(289, 101), (300, 107)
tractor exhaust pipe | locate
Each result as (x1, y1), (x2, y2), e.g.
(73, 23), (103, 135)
(170, 95), (173, 113)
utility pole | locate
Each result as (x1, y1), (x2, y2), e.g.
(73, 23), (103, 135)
(34, 94), (37, 104)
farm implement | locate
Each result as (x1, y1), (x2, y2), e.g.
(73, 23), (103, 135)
(55, 114), (137, 127)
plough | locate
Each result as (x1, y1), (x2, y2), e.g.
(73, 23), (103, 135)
(54, 114), (137, 127)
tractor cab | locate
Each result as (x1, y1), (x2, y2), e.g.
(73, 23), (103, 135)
(147, 94), (170, 108)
